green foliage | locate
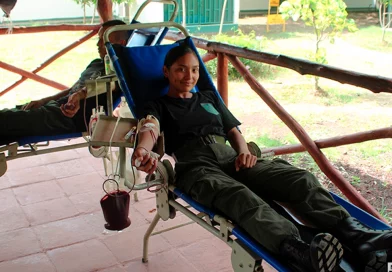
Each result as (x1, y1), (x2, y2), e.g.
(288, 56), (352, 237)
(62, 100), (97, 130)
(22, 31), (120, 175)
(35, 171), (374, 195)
(72, 0), (132, 6)
(351, 176), (361, 185)
(280, 0), (358, 44)
(279, 0), (358, 89)
(344, 26), (392, 52)
(72, 0), (94, 7)
(255, 134), (285, 148)
(379, 197), (392, 223)
(201, 30), (274, 80)
(279, 0), (358, 54)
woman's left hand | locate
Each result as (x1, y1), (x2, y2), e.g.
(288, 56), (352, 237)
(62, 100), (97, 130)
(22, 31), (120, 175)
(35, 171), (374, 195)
(235, 152), (257, 172)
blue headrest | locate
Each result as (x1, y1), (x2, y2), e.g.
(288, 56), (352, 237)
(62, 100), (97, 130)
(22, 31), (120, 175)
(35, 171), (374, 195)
(122, 43), (179, 108)
(111, 37), (219, 117)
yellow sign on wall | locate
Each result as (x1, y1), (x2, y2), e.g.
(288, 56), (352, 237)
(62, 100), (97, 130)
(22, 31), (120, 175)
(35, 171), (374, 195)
(267, 0), (285, 32)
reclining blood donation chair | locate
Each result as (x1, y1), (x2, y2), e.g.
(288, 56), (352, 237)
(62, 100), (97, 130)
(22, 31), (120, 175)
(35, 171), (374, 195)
(96, 22), (392, 272)
(0, 0), (178, 178)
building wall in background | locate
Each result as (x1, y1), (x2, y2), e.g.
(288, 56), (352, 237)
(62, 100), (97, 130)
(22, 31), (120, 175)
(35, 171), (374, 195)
(128, 0), (164, 22)
(240, 0), (376, 13)
(5, 0), (375, 23)
(9, 0), (95, 21)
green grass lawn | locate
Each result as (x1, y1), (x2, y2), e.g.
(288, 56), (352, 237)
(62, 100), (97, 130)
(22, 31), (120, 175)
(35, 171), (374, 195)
(0, 31), (98, 108)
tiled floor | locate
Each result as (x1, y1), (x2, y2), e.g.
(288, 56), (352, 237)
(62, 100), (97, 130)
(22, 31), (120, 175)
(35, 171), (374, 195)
(0, 139), (276, 272)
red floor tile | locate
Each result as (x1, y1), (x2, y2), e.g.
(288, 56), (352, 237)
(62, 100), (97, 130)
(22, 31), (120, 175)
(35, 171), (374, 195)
(0, 145), (284, 272)
(7, 165), (55, 186)
(0, 253), (56, 272)
(13, 180), (65, 205)
(33, 215), (97, 250)
(0, 174), (12, 190)
(0, 205), (29, 233)
(0, 188), (18, 211)
(178, 238), (233, 272)
(22, 197), (79, 226)
(47, 239), (119, 272)
(6, 156), (44, 172)
(102, 224), (172, 263)
(46, 159), (95, 179)
(39, 149), (81, 165)
(69, 188), (105, 214)
(0, 228), (41, 262)
(124, 249), (200, 272)
(57, 171), (103, 196)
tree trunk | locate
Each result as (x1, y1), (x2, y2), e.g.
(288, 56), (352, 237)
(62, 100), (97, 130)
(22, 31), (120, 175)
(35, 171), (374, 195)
(91, 2), (97, 24)
(83, 4), (86, 24)
(314, 37), (328, 96)
(97, 0), (113, 23)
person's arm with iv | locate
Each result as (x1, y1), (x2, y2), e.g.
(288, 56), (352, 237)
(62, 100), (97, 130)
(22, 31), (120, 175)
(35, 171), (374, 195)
(22, 79), (86, 112)
(227, 127), (257, 172)
(132, 116), (160, 175)
(22, 87), (72, 110)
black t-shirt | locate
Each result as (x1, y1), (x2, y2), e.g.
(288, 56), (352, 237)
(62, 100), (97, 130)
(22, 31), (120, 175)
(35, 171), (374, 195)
(57, 59), (121, 131)
(140, 90), (241, 155)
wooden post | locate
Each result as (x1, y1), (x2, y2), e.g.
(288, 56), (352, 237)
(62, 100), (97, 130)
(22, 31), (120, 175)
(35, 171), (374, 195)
(97, 0), (113, 23)
(0, 30), (97, 97)
(0, 61), (69, 91)
(226, 54), (386, 222)
(217, 53), (229, 106)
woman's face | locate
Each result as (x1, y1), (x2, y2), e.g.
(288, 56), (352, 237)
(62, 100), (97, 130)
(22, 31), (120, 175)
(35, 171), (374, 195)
(164, 52), (200, 96)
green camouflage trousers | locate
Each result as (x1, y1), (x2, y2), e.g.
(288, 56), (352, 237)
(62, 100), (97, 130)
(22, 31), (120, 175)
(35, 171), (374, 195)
(174, 142), (350, 253)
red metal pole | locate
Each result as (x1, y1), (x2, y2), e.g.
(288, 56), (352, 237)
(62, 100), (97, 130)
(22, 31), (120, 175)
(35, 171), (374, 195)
(0, 61), (68, 91)
(0, 24), (100, 35)
(201, 52), (217, 63)
(227, 54), (387, 223)
(217, 53), (229, 106)
(0, 30), (98, 97)
(260, 127), (392, 156)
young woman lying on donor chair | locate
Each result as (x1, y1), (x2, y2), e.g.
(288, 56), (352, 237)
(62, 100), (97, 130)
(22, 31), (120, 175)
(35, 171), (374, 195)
(131, 44), (392, 272)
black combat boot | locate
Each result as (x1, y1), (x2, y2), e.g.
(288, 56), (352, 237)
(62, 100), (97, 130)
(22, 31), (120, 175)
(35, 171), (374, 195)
(280, 233), (343, 272)
(333, 217), (392, 272)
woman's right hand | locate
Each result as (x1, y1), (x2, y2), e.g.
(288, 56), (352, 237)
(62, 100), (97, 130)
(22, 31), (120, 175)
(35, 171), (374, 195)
(132, 147), (158, 175)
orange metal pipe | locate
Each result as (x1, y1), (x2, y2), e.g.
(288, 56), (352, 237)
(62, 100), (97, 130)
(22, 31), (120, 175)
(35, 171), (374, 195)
(227, 54), (386, 223)
(261, 127), (392, 156)
(201, 52), (217, 63)
(0, 61), (68, 91)
(217, 53), (229, 105)
(0, 24), (100, 35)
(0, 30), (98, 97)
(164, 32), (392, 95)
